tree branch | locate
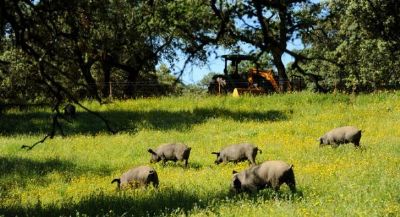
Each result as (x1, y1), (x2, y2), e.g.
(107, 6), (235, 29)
(21, 135), (50, 150)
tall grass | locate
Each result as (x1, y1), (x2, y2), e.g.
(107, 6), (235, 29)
(0, 91), (399, 216)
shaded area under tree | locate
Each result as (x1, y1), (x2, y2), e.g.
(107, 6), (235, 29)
(0, 108), (291, 136)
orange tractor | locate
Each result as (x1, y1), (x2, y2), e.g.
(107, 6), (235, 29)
(208, 54), (304, 95)
(208, 54), (280, 94)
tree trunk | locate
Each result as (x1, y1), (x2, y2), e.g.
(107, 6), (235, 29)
(81, 64), (101, 101)
(272, 50), (289, 92)
(74, 47), (101, 102)
(102, 62), (111, 98)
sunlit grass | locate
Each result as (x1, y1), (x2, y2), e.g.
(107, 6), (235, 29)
(0, 91), (399, 216)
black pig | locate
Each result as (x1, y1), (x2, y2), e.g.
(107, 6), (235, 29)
(64, 103), (76, 118)
(319, 126), (362, 147)
(232, 160), (296, 193)
(212, 143), (261, 165)
(148, 143), (191, 167)
(112, 165), (159, 189)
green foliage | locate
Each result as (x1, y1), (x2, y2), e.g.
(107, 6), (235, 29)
(1, 0), (400, 110)
(197, 72), (219, 91)
(211, 0), (316, 89)
(230, 53), (274, 76)
(299, 0), (400, 92)
(1, 93), (399, 216)
(0, 48), (46, 103)
(0, 0), (219, 103)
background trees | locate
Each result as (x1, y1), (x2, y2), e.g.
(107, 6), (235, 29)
(0, 0), (218, 105)
(1, 0), (400, 108)
(210, 0), (317, 91)
(298, 0), (400, 92)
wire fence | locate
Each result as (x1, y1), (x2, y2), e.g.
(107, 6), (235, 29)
(93, 81), (185, 98)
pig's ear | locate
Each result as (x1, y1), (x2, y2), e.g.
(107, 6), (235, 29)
(148, 149), (156, 155)
(211, 152), (220, 156)
(232, 170), (238, 174)
(233, 177), (241, 189)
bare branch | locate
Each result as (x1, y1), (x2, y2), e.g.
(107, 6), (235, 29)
(21, 135), (50, 150)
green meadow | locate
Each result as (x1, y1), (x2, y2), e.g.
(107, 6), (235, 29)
(0, 92), (399, 216)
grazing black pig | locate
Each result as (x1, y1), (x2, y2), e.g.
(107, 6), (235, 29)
(232, 160), (296, 193)
(319, 126), (362, 147)
(111, 165), (159, 189)
(148, 143), (191, 167)
(212, 143), (261, 165)
(64, 103), (76, 118)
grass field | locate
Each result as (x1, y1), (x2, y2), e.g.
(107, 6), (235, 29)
(0, 92), (399, 216)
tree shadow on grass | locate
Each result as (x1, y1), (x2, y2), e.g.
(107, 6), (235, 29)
(0, 156), (112, 190)
(0, 188), (224, 216)
(0, 108), (291, 136)
(0, 187), (304, 216)
(0, 156), (76, 178)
